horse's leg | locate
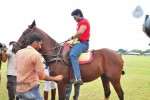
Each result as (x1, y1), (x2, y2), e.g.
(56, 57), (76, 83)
(57, 83), (67, 100)
(101, 74), (111, 100)
(110, 79), (124, 100)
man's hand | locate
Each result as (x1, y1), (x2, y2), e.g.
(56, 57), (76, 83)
(54, 75), (63, 81)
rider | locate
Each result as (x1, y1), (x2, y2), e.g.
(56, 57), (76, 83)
(67, 9), (90, 85)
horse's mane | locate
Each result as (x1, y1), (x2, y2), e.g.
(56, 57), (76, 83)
(36, 27), (58, 45)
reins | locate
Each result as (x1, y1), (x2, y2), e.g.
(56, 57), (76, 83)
(14, 26), (36, 52)
(41, 39), (72, 74)
(41, 40), (70, 56)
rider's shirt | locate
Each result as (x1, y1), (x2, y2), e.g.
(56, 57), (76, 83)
(77, 18), (90, 43)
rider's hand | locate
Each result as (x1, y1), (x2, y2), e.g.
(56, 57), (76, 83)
(67, 36), (74, 42)
(67, 38), (71, 41)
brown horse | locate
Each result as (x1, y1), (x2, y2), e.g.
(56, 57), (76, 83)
(13, 20), (125, 100)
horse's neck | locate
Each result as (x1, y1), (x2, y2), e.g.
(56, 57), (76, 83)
(36, 28), (65, 64)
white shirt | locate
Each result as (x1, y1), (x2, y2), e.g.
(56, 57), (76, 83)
(6, 45), (16, 76)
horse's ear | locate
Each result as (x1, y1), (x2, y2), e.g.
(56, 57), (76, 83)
(29, 20), (36, 29)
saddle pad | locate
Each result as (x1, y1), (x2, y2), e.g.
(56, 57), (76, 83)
(78, 52), (93, 64)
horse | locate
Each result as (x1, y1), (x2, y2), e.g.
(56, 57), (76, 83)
(13, 20), (125, 100)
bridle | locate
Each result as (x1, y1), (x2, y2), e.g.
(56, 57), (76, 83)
(15, 27), (35, 51)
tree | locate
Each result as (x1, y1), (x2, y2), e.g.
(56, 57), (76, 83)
(143, 49), (150, 53)
(130, 49), (142, 54)
(118, 49), (127, 55)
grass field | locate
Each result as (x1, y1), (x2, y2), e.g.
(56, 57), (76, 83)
(0, 55), (150, 100)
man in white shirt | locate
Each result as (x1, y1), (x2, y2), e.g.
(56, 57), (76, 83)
(2, 41), (19, 100)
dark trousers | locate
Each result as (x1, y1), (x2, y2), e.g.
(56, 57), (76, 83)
(7, 75), (19, 100)
(66, 82), (80, 100)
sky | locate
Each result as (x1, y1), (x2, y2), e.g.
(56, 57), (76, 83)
(0, 0), (150, 51)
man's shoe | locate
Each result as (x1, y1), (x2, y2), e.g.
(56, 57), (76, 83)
(73, 79), (83, 85)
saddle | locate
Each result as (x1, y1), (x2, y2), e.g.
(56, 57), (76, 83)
(62, 43), (93, 66)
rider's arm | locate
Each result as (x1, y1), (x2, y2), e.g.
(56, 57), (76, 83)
(72, 25), (87, 39)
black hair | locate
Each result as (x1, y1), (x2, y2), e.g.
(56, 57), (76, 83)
(9, 41), (16, 46)
(28, 34), (43, 45)
(71, 9), (84, 17)
(0, 43), (3, 48)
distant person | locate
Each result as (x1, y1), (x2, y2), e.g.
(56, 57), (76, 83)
(1, 41), (19, 100)
(43, 60), (57, 100)
(16, 34), (63, 100)
(66, 82), (80, 100)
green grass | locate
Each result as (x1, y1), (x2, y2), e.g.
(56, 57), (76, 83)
(0, 56), (150, 100)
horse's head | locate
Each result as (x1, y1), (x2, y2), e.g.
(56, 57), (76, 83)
(12, 20), (37, 53)
(13, 20), (56, 53)
(12, 20), (58, 62)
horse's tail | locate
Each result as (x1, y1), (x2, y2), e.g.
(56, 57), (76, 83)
(121, 59), (125, 75)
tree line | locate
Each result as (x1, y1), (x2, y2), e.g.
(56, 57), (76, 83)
(117, 49), (150, 55)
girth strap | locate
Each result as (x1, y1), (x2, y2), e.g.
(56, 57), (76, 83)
(49, 58), (64, 63)
(49, 57), (71, 66)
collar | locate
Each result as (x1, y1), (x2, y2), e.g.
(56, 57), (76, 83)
(27, 45), (40, 54)
(77, 18), (84, 23)
(27, 45), (37, 51)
